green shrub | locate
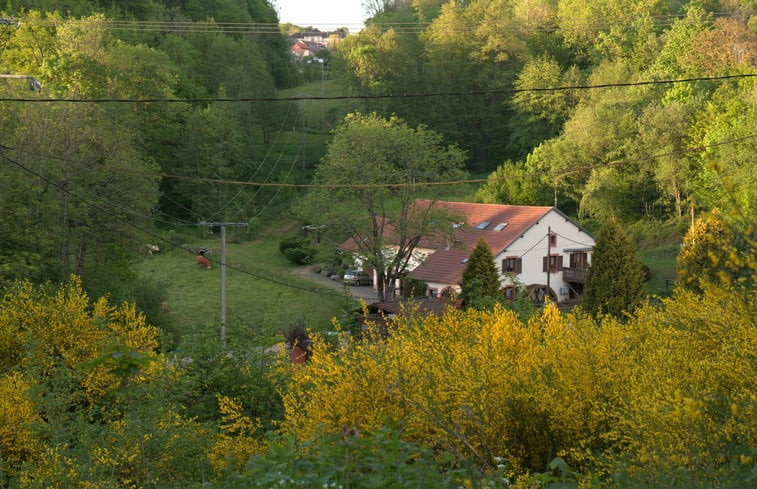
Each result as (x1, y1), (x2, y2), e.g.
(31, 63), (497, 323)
(283, 246), (315, 265)
(402, 275), (428, 298)
(279, 236), (316, 265)
(279, 236), (310, 254)
(213, 426), (508, 488)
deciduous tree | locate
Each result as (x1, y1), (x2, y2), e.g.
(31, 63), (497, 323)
(298, 112), (467, 301)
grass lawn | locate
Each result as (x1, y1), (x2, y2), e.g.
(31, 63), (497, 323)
(134, 230), (355, 347)
(639, 244), (679, 297)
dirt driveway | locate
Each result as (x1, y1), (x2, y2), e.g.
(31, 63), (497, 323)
(293, 266), (379, 302)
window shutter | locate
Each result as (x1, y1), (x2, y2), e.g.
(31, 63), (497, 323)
(543, 256), (548, 272)
(516, 258), (522, 274)
(501, 259), (506, 272)
(557, 256), (563, 270)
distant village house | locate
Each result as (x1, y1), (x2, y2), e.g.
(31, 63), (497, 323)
(288, 28), (347, 59)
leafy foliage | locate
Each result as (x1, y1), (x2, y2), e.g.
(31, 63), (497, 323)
(676, 209), (732, 295)
(0, 277), (282, 487)
(213, 425), (507, 489)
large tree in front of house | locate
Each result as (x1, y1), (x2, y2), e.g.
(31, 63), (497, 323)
(461, 238), (502, 310)
(583, 217), (646, 318)
(298, 112), (467, 301)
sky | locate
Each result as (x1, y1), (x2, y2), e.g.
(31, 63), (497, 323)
(274, 0), (367, 32)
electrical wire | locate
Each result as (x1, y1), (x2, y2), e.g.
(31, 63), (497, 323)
(206, 98), (297, 221)
(0, 144), (200, 227)
(553, 232), (595, 249)
(0, 145), (348, 299)
(0, 74), (753, 104)
(515, 234), (547, 259)
(247, 153), (300, 221)
(239, 107), (306, 221)
(5, 10), (745, 35)
(155, 134), (757, 189)
(2, 133), (753, 194)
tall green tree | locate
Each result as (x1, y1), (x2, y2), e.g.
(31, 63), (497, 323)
(298, 112), (467, 301)
(475, 159), (550, 205)
(0, 14), (161, 284)
(461, 238), (502, 310)
(583, 216), (646, 318)
(635, 101), (695, 218)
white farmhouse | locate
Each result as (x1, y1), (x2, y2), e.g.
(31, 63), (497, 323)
(407, 200), (595, 305)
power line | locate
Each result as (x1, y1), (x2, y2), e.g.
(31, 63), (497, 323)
(0, 74), (753, 104)
(155, 134), (757, 189)
(2, 134), (753, 193)
(0, 146), (348, 299)
(553, 232), (595, 249)
(207, 98), (298, 221)
(0, 144), (200, 227)
(5, 10), (745, 35)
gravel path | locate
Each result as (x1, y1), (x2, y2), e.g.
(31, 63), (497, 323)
(293, 266), (380, 302)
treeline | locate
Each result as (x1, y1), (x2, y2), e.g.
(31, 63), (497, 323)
(333, 0), (755, 223)
(0, 0), (303, 289)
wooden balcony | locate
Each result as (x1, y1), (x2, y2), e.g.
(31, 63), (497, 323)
(563, 267), (586, 283)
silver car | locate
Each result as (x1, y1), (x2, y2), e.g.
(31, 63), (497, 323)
(343, 270), (372, 286)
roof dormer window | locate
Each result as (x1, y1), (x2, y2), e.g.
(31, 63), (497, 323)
(476, 221), (490, 230)
(493, 222), (508, 231)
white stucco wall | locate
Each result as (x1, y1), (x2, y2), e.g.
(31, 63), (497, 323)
(494, 209), (594, 300)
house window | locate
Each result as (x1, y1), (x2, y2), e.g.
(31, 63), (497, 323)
(502, 257), (522, 274)
(503, 286), (517, 301)
(570, 252), (588, 269)
(543, 254), (563, 273)
(549, 233), (557, 247)
(428, 288), (438, 298)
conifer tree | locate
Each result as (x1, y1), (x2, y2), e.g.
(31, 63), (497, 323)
(583, 217), (646, 318)
(461, 238), (502, 309)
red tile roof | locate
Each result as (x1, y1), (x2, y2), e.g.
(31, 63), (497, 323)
(336, 199), (552, 286)
(408, 200), (551, 285)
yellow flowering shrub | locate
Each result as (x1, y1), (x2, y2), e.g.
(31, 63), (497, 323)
(0, 276), (186, 487)
(18, 445), (79, 489)
(281, 285), (756, 480)
(0, 277), (104, 374)
(0, 372), (39, 469)
(209, 395), (268, 474)
(618, 284), (756, 478)
(98, 297), (160, 351)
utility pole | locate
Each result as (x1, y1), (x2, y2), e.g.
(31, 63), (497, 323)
(319, 57), (325, 125)
(198, 221), (248, 346)
(301, 97), (306, 171)
(546, 226), (551, 303)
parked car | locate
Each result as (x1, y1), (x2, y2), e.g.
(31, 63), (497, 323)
(343, 270), (372, 286)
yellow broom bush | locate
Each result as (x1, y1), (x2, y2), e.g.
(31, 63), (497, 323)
(281, 285), (756, 480)
(0, 277), (212, 486)
(208, 395), (269, 474)
(0, 372), (39, 467)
